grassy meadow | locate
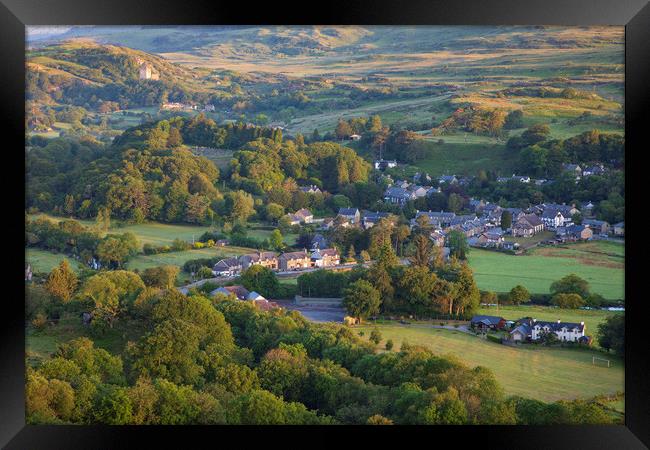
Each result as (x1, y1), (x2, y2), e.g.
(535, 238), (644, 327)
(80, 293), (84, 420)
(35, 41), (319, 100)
(357, 322), (623, 402)
(468, 241), (624, 300)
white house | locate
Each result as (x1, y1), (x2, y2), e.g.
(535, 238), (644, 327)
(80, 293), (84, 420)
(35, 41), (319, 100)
(510, 318), (587, 343)
(530, 319), (586, 342)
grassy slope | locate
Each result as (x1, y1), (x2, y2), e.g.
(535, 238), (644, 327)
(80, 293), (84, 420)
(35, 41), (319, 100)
(357, 323), (623, 402)
(467, 241), (624, 300)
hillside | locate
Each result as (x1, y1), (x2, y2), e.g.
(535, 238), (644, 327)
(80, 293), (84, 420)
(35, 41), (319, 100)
(26, 26), (624, 179)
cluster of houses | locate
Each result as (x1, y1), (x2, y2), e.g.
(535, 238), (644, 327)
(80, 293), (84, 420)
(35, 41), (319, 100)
(383, 179), (442, 206)
(212, 245), (341, 277)
(382, 173), (475, 207)
(470, 315), (590, 344)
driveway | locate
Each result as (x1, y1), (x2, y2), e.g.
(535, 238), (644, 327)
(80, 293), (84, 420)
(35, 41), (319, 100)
(274, 300), (346, 323)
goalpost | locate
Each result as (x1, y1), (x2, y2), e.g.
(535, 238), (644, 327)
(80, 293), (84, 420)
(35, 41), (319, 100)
(592, 356), (611, 368)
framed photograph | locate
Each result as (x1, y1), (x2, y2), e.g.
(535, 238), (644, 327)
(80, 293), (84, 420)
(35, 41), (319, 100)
(2, 0), (648, 447)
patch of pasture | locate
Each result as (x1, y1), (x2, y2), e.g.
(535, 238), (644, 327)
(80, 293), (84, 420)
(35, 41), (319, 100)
(357, 323), (623, 402)
(467, 245), (624, 300)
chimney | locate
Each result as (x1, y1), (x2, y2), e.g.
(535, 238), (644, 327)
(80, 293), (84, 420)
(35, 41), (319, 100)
(580, 321), (584, 326)
(557, 319), (561, 324)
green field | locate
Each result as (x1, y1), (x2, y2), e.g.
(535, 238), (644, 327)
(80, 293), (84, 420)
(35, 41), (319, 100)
(26, 248), (82, 273)
(28, 213), (296, 249)
(406, 141), (518, 177)
(125, 246), (253, 271)
(357, 322), (623, 402)
(468, 241), (624, 299)
(475, 305), (620, 345)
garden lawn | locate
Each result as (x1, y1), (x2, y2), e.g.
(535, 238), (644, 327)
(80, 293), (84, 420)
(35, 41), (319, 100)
(468, 244), (624, 300)
(357, 323), (623, 402)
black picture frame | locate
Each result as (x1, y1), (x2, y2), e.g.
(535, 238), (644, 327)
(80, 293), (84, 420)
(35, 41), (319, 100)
(2, 0), (648, 448)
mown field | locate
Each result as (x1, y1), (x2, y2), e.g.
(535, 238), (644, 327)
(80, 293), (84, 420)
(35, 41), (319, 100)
(357, 322), (623, 402)
(468, 241), (624, 300)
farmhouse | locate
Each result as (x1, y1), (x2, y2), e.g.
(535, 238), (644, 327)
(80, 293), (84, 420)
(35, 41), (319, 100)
(470, 315), (506, 331)
(279, 250), (311, 271)
(213, 257), (243, 277)
(512, 214), (545, 237)
(510, 318), (587, 343)
(533, 319), (586, 342)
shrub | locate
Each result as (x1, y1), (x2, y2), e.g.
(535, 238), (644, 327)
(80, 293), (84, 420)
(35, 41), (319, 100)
(197, 266), (214, 279)
(369, 328), (382, 345)
(385, 339), (394, 351)
(171, 238), (191, 252)
(31, 313), (48, 330)
(486, 334), (502, 344)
